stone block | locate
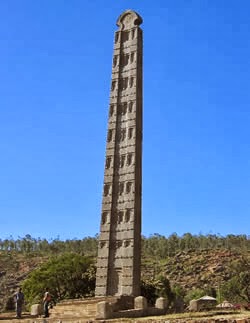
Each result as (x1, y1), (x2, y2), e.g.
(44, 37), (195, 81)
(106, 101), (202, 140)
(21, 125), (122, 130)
(96, 301), (113, 319)
(134, 296), (147, 309)
(30, 303), (43, 316)
(155, 297), (168, 310)
(121, 285), (133, 295)
(95, 287), (107, 296)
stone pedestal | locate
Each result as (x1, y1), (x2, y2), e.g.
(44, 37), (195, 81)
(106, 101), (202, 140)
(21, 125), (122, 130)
(96, 301), (113, 319)
(155, 297), (168, 310)
(30, 303), (43, 316)
(134, 296), (147, 310)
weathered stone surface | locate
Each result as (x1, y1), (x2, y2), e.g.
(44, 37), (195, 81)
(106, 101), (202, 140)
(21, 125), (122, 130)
(95, 9), (143, 297)
(155, 297), (168, 310)
(30, 303), (43, 316)
(96, 301), (113, 320)
(134, 296), (147, 309)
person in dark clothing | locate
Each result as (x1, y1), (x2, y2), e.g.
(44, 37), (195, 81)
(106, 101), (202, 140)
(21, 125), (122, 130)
(14, 288), (24, 318)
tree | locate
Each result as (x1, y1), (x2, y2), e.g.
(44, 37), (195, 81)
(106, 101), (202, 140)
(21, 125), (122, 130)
(22, 253), (96, 306)
(141, 275), (175, 306)
(141, 278), (158, 305)
(220, 272), (250, 303)
(220, 255), (250, 303)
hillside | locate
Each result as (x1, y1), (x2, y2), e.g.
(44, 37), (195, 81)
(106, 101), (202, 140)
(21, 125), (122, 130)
(0, 252), (46, 312)
(0, 247), (249, 312)
(142, 249), (247, 290)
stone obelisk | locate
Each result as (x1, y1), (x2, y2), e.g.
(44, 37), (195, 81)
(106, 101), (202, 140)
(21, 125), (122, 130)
(95, 10), (143, 297)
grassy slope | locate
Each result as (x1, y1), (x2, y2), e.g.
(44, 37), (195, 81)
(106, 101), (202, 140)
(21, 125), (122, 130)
(0, 248), (249, 312)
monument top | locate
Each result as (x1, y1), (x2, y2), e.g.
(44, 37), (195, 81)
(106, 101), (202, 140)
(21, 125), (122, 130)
(116, 10), (143, 31)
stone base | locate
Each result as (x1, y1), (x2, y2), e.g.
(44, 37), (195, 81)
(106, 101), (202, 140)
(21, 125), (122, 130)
(48, 295), (168, 320)
(49, 295), (135, 320)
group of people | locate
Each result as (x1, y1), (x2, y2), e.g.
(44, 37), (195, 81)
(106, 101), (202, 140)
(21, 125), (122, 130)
(14, 287), (52, 319)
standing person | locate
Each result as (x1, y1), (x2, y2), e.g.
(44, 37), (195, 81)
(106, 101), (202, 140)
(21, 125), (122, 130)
(14, 287), (24, 319)
(43, 287), (51, 318)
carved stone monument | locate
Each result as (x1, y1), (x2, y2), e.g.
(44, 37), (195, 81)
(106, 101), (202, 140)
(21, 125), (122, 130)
(43, 12), (167, 320)
(95, 10), (143, 297)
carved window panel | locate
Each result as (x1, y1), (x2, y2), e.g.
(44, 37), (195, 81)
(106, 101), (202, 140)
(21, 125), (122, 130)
(111, 80), (116, 91)
(130, 52), (135, 63)
(115, 32), (119, 43)
(102, 211), (109, 224)
(125, 55), (129, 66)
(130, 77), (134, 88)
(122, 77), (128, 90)
(131, 29), (135, 39)
(119, 129), (126, 142)
(122, 102), (127, 115)
(128, 101), (134, 113)
(109, 105), (114, 117)
(125, 78), (128, 89)
(125, 209), (131, 222)
(126, 182), (132, 193)
(119, 155), (126, 168)
(118, 103), (126, 115)
(122, 31), (129, 42)
(128, 128), (134, 139)
(121, 54), (129, 67)
(127, 153), (133, 166)
(119, 183), (124, 195)
(122, 129), (126, 141)
(104, 184), (111, 196)
(106, 156), (112, 169)
(118, 211), (123, 223)
(113, 55), (118, 67)
(107, 129), (113, 142)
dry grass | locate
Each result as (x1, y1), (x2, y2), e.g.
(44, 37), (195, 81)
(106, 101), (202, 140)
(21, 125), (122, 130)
(110, 310), (250, 322)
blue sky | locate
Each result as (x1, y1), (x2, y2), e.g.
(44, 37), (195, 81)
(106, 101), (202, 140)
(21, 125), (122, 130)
(0, 0), (250, 240)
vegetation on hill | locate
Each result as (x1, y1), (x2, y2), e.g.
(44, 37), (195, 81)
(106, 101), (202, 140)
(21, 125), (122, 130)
(22, 253), (95, 305)
(0, 233), (249, 312)
(0, 235), (97, 256)
(0, 233), (249, 256)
